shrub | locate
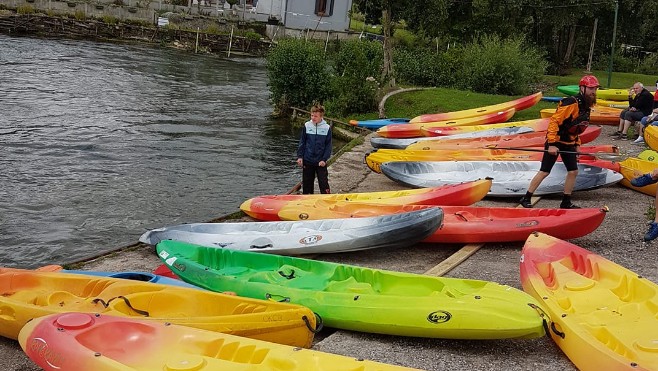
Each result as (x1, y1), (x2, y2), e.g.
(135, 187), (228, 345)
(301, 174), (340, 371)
(74, 9), (85, 20)
(453, 35), (548, 95)
(17, 5), (36, 14)
(393, 47), (460, 87)
(636, 53), (658, 75)
(325, 39), (382, 116)
(593, 51), (636, 73)
(266, 38), (331, 113)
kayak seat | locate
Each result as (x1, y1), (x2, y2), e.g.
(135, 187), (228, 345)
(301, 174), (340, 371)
(34, 291), (81, 307)
(247, 270), (325, 290)
(324, 277), (376, 294)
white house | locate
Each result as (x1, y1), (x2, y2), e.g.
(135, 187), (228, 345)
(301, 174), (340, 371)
(254, 0), (353, 32)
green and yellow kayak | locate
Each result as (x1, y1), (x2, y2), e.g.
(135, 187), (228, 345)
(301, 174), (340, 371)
(157, 240), (546, 340)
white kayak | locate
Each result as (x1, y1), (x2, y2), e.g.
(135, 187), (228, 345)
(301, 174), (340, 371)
(379, 161), (623, 197)
(371, 127), (534, 149)
(139, 208), (443, 254)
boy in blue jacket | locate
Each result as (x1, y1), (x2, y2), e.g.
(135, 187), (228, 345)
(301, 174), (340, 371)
(297, 104), (332, 194)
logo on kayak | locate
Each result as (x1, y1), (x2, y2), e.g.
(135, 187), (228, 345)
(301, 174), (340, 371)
(299, 235), (322, 245)
(29, 338), (64, 368)
(427, 310), (452, 324)
(517, 220), (539, 228)
(299, 213), (309, 220)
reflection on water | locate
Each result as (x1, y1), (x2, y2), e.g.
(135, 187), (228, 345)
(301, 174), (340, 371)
(0, 35), (304, 268)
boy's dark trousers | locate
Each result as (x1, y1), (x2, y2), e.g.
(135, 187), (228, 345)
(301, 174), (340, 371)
(302, 164), (330, 194)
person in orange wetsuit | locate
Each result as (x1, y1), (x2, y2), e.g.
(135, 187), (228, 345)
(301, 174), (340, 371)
(519, 75), (600, 209)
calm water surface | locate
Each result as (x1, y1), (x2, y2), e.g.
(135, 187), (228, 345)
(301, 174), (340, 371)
(0, 35), (303, 268)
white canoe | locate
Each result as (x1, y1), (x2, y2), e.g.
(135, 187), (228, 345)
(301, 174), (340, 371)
(139, 208), (443, 254)
(370, 126), (534, 149)
(380, 161), (623, 197)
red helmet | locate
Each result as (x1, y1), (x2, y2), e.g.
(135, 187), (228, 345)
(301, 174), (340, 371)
(579, 75), (600, 88)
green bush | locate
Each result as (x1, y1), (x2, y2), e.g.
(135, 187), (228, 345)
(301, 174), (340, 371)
(325, 39), (382, 116)
(637, 53), (658, 75)
(393, 47), (460, 87)
(453, 35), (548, 95)
(17, 5), (36, 14)
(266, 38), (331, 113)
(593, 51), (636, 73)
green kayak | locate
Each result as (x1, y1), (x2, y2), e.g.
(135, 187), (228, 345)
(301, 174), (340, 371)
(157, 240), (545, 340)
(557, 85), (579, 96)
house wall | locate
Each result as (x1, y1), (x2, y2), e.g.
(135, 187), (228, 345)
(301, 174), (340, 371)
(280, 0), (351, 32)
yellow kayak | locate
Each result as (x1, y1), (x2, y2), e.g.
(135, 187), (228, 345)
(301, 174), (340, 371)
(595, 99), (628, 108)
(645, 126), (658, 152)
(20, 312), (418, 371)
(521, 232), (658, 371)
(638, 149), (658, 163)
(0, 268), (317, 347)
(618, 157), (658, 196)
(540, 106), (621, 125)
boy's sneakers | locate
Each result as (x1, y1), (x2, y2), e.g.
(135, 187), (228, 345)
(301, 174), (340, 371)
(560, 202), (581, 209)
(645, 222), (658, 242)
(519, 197), (532, 208)
(630, 173), (658, 187)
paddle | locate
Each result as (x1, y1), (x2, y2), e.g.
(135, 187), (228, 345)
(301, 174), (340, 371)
(487, 146), (627, 161)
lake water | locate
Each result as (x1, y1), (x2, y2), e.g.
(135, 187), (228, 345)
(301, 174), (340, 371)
(0, 35), (305, 268)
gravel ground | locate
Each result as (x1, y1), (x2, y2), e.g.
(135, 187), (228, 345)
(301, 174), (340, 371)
(2, 123), (657, 370)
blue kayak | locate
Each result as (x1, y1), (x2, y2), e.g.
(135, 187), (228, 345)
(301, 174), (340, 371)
(349, 118), (410, 130)
(541, 96), (564, 102)
(64, 270), (203, 290)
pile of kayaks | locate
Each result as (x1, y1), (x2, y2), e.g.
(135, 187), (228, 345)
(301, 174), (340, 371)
(9, 90), (649, 371)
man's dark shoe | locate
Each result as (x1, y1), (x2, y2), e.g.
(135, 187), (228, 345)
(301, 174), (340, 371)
(609, 130), (622, 137)
(560, 203), (581, 209)
(645, 222), (658, 242)
(519, 197), (532, 208)
(631, 173), (658, 187)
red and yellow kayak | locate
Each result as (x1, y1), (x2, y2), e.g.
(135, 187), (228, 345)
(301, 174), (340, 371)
(276, 201), (607, 243)
(240, 179), (492, 221)
(405, 125), (603, 151)
(377, 108), (515, 138)
(410, 92), (542, 123)
(520, 232), (658, 371)
(540, 106), (622, 125)
(20, 313), (417, 371)
(365, 147), (619, 173)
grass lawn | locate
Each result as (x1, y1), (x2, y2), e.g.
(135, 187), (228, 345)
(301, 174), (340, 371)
(346, 70), (657, 122)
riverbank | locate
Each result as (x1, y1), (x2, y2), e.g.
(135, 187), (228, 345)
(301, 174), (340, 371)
(2, 124), (657, 370)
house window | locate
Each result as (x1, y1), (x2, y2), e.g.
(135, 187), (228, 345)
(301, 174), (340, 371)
(315, 0), (334, 16)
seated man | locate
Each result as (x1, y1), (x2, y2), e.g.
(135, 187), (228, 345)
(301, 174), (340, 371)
(635, 79), (658, 144)
(630, 171), (658, 241)
(611, 82), (654, 140)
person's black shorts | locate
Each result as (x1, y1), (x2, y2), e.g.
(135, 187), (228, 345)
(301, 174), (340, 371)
(539, 142), (578, 172)
(620, 108), (645, 122)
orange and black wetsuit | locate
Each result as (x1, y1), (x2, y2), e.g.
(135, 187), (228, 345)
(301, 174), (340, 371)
(540, 94), (591, 172)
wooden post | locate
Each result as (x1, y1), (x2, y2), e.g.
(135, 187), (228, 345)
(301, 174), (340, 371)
(227, 25), (234, 57)
(586, 18), (598, 72)
(195, 27), (200, 53)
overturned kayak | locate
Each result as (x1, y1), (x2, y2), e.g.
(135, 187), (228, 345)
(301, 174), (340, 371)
(276, 200), (608, 243)
(0, 269), (317, 346)
(157, 240), (546, 340)
(380, 161), (623, 196)
(240, 179), (491, 221)
(520, 232), (658, 371)
(139, 208), (443, 255)
(20, 312), (417, 371)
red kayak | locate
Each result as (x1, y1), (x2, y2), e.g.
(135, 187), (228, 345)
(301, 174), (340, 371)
(277, 201), (608, 243)
(240, 179), (492, 221)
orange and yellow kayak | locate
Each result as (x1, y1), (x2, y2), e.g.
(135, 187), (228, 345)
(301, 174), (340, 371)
(410, 92), (542, 123)
(617, 157), (657, 196)
(420, 118), (548, 137)
(540, 106), (621, 125)
(240, 179), (492, 221)
(405, 125), (603, 151)
(376, 108), (515, 138)
(520, 232), (658, 371)
(277, 201), (607, 243)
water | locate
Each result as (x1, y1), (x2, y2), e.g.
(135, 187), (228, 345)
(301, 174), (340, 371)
(0, 35), (305, 268)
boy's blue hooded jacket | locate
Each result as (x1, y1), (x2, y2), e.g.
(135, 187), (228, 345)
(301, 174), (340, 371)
(297, 119), (332, 165)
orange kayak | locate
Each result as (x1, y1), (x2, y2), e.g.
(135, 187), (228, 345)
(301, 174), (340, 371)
(365, 147), (620, 173)
(377, 108), (515, 138)
(277, 201), (607, 243)
(410, 92), (542, 123)
(540, 106), (622, 125)
(406, 125), (602, 150)
(239, 179), (492, 221)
